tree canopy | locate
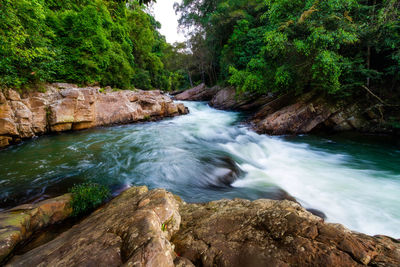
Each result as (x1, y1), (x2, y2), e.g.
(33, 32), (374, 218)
(0, 0), (186, 91)
(1, 0), (399, 98)
(175, 0), (400, 98)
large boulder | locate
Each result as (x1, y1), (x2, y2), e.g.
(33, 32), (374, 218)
(209, 87), (274, 111)
(174, 84), (219, 101)
(7, 187), (183, 267)
(248, 92), (384, 135)
(0, 194), (72, 263)
(173, 198), (400, 267)
(254, 95), (338, 134)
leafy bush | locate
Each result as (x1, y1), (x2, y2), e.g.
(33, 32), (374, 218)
(69, 182), (110, 216)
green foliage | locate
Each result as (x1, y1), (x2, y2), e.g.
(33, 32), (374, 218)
(0, 0), (182, 91)
(176, 0), (400, 99)
(0, 0), (53, 88)
(69, 182), (111, 216)
(132, 69), (152, 90)
(388, 117), (400, 129)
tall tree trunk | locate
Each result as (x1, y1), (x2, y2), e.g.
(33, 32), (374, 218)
(367, 0), (377, 88)
(187, 69), (193, 87)
(367, 45), (371, 88)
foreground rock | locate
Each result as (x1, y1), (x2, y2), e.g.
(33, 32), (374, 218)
(4, 187), (400, 266)
(173, 199), (400, 267)
(0, 194), (72, 263)
(7, 187), (186, 267)
(0, 84), (188, 148)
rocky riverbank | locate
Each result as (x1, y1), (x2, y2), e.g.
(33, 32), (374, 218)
(0, 83), (188, 149)
(174, 84), (398, 135)
(1, 186), (399, 266)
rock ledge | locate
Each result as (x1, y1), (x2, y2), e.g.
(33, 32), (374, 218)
(0, 84), (188, 148)
(3, 187), (400, 267)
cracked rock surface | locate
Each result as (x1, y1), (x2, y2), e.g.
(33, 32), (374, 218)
(172, 199), (400, 267)
(4, 187), (400, 267)
(7, 187), (184, 267)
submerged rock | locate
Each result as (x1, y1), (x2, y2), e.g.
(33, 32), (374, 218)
(0, 84), (188, 149)
(0, 194), (72, 263)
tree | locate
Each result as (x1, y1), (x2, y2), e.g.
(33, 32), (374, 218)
(0, 0), (183, 91)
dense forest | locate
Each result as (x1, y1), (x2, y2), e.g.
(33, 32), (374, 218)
(1, 0), (399, 103)
(175, 0), (400, 101)
(0, 0), (187, 91)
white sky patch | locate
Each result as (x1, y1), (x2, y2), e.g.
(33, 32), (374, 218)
(151, 0), (186, 44)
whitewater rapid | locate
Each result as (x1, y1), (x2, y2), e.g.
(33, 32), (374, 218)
(0, 101), (399, 237)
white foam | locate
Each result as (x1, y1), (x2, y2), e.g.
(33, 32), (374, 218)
(178, 102), (400, 237)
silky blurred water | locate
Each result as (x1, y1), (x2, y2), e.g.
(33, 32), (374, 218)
(0, 101), (399, 237)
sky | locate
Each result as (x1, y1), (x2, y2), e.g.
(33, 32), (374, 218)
(151, 0), (186, 44)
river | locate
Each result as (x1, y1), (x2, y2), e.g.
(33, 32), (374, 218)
(0, 101), (399, 237)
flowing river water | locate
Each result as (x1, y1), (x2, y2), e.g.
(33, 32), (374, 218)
(0, 101), (399, 238)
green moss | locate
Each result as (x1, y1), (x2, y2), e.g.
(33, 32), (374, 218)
(0, 212), (29, 227)
(69, 183), (110, 216)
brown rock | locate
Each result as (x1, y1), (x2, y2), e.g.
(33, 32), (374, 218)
(0, 194), (72, 263)
(174, 84), (219, 101)
(10, 101), (34, 138)
(5, 90), (21, 101)
(0, 100), (15, 123)
(28, 97), (48, 134)
(166, 102), (179, 115)
(8, 187), (181, 267)
(177, 103), (187, 114)
(172, 199), (400, 267)
(49, 98), (76, 127)
(209, 87), (238, 109)
(252, 93), (339, 135)
(0, 119), (18, 136)
(174, 257), (195, 267)
(52, 83), (78, 90)
(0, 84), (187, 148)
(209, 87), (274, 111)
(0, 136), (12, 147)
(95, 92), (137, 125)
(0, 92), (7, 104)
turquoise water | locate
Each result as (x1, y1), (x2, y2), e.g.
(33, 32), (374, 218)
(0, 101), (399, 237)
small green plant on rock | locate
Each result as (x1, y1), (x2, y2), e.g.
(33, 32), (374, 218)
(69, 182), (111, 216)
